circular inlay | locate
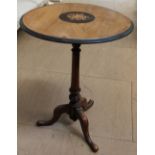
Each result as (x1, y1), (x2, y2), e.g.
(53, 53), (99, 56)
(59, 11), (95, 23)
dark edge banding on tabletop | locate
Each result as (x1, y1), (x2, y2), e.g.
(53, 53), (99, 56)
(20, 15), (134, 44)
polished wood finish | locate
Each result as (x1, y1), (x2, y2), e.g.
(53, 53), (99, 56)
(20, 3), (134, 153)
(20, 3), (133, 44)
(36, 44), (98, 152)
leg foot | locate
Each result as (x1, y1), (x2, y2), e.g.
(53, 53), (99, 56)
(80, 97), (94, 111)
(36, 104), (69, 126)
(76, 110), (99, 152)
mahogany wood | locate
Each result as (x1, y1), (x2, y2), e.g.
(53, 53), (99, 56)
(20, 3), (134, 153)
(36, 44), (98, 152)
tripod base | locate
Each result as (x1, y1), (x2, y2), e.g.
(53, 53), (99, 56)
(37, 44), (98, 152)
(36, 97), (98, 152)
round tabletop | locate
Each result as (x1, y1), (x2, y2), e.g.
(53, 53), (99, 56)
(20, 3), (134, 44)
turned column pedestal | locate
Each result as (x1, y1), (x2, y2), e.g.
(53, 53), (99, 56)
(36, 44), (98, 152)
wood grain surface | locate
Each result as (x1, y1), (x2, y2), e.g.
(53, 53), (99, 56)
(21, 3), (134, 44)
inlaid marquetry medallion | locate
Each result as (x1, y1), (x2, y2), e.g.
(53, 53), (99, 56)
(59, 11), (95, 23)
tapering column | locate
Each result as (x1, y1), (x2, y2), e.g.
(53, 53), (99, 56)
(69, 44), (82, 120)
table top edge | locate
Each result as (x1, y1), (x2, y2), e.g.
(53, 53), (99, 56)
(20, 15), (134, 44)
